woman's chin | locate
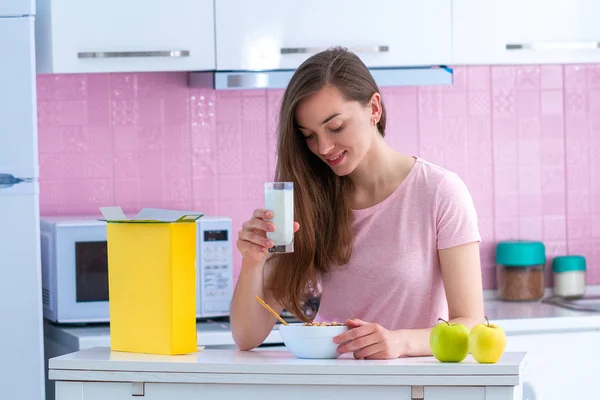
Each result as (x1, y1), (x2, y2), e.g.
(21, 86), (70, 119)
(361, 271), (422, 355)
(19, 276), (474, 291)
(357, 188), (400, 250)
(329, 164), (354, 177)
(321, 153), (356, 176)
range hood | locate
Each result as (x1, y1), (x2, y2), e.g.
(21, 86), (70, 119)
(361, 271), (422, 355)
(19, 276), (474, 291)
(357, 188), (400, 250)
(188, 66), (453, 90)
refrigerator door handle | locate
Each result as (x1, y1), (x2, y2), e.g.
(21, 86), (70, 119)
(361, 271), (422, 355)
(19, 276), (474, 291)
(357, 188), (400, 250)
(0, 173), (35, 190)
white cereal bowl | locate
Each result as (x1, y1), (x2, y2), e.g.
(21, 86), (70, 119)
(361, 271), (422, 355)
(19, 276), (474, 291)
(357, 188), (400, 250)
(278, 323), (349, 359)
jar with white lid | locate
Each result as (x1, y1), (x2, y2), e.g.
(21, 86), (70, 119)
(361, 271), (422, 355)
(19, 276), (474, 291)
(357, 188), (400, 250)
(552, 255), (586, 298)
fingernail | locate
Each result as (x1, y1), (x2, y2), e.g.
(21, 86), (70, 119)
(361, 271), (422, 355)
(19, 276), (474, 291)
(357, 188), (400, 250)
(266, 211), (272, 218)
(269, 224), (275, 231)
(266, 241), (273, 247)
(333, 337), (339, 344)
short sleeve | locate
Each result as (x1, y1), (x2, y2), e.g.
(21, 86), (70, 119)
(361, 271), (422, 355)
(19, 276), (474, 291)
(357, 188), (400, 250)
(435, 172), (481, 250)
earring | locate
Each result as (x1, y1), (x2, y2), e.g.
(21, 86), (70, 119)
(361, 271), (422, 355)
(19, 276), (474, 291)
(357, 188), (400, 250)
(372, 118), (378, 126)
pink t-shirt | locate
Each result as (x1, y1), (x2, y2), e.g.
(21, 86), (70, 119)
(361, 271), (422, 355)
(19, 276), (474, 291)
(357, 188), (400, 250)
(314, 157), (481, 331)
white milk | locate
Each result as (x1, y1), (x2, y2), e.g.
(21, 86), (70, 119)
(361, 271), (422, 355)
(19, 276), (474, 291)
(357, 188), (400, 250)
(264, 183), (294, 249)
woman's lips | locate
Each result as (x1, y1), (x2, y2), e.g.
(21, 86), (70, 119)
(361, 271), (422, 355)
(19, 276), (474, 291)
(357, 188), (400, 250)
(326, 151), (346, 166)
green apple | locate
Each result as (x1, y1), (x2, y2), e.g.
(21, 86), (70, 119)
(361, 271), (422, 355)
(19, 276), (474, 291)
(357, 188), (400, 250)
(469, 317), (506, 364)
(429, 318), (469, 362)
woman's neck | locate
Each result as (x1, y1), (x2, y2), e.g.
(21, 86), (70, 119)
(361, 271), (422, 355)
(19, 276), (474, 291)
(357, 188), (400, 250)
(348, 134), (415, 209)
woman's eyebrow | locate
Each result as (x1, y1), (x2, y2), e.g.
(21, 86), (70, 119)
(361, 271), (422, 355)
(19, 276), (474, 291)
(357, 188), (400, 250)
(297, 113), (341, 129)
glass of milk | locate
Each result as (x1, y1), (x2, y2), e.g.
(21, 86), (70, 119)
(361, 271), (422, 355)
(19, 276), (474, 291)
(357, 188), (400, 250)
(264, 182), (294, 253)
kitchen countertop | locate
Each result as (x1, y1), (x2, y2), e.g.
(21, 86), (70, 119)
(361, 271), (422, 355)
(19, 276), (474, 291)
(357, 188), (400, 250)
(44, 287), (600, 351)
(483, 284), (600, 334)
(483, 297), (600, 334)
(44, 318), (285, 350)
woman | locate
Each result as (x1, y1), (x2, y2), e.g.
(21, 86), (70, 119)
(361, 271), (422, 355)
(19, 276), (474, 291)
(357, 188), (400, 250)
(230, 47), (484, 360)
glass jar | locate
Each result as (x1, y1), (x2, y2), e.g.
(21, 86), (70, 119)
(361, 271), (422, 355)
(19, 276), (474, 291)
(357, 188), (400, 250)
(552, 255), (586, 299)
(496, 241), (546, 301)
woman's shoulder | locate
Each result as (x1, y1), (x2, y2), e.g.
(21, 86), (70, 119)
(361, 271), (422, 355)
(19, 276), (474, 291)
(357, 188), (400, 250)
(411, 157), (467, 194)
(411, 158), (476, 221)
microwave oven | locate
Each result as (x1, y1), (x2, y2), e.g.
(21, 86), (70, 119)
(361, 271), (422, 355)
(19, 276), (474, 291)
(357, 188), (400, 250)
(40, 215), (233, 324)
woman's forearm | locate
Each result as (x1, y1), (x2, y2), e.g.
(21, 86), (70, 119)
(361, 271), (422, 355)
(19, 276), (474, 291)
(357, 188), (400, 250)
(230, 260), (279, 351)
(396, 316), (482, 357)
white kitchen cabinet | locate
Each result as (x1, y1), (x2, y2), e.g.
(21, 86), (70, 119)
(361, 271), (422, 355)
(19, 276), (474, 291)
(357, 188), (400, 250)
(505, 330), (600, 399)
(35, 0), (215, 73)
(50, 347), (526, 400)
(453, 0), (600, 65)
(214, 0), (453, 71)
(55, 381), (517, 400)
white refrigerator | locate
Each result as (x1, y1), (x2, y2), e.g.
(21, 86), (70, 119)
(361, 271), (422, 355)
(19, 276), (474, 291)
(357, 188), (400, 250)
(0, 0), (45, 399)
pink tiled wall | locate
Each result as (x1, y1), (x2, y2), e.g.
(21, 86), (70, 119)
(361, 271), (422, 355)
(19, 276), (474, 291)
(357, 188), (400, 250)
(36, 65), (600, 289)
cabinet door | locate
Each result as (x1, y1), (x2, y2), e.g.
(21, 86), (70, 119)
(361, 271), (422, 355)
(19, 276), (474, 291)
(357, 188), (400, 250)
(56, 382), (83, 400)
(215, 0), (452, 71)
(143, 383), (412, 399)
(453, 0), (600, 65)
(424, 387), (485, 400)
(505, 330), (600, 400)
(37, 0), (215, 73)
(82, 383), (131, 399)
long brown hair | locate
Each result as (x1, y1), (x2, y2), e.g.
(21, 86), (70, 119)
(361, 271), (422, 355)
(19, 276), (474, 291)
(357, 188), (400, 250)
(268, 46), (387, 321)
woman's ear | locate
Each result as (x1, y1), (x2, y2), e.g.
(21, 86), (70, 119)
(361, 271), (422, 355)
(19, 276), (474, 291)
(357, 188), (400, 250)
(370, 92), (382, 125)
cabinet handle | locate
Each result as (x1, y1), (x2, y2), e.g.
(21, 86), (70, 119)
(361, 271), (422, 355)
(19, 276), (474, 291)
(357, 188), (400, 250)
(77, 50), (190, 59)
(411, 385), (424, 400)
(281, 45), (389, 55)
(506, 42), (600, 51)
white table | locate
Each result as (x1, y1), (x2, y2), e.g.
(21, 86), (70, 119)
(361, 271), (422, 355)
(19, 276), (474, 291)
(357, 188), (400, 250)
(49, 347), (527, 400)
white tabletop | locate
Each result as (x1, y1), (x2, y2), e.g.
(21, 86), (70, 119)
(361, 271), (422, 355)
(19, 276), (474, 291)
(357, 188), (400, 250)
(49, 346), (525, 375)
(48, 346), (527, 389)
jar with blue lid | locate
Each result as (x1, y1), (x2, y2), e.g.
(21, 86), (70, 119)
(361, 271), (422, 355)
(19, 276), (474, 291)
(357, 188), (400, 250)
(552, 255), (586, 298)
(496, 241), (546, 301)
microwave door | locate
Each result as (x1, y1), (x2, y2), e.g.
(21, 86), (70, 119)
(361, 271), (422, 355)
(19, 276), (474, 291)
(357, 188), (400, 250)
(53, 224), (112, 323)
(75, 241), (109, 303)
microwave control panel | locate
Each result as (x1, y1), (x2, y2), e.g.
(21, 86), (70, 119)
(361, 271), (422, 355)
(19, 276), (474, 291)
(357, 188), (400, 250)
(197, 217), (233, 316)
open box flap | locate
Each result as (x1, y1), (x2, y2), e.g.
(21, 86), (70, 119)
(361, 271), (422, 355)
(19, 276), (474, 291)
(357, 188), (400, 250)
(100, 207), (203, 223)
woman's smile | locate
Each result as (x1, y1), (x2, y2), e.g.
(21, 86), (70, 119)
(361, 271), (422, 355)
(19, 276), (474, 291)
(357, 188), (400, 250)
(325, 151), (346, 166)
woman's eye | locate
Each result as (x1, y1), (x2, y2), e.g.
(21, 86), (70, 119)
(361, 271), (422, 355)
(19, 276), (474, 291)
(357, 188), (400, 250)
(330, 125), (344, 132)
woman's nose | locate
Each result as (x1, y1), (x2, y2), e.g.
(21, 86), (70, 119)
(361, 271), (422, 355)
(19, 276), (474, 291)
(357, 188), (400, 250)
(318, 136), (335, 155)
